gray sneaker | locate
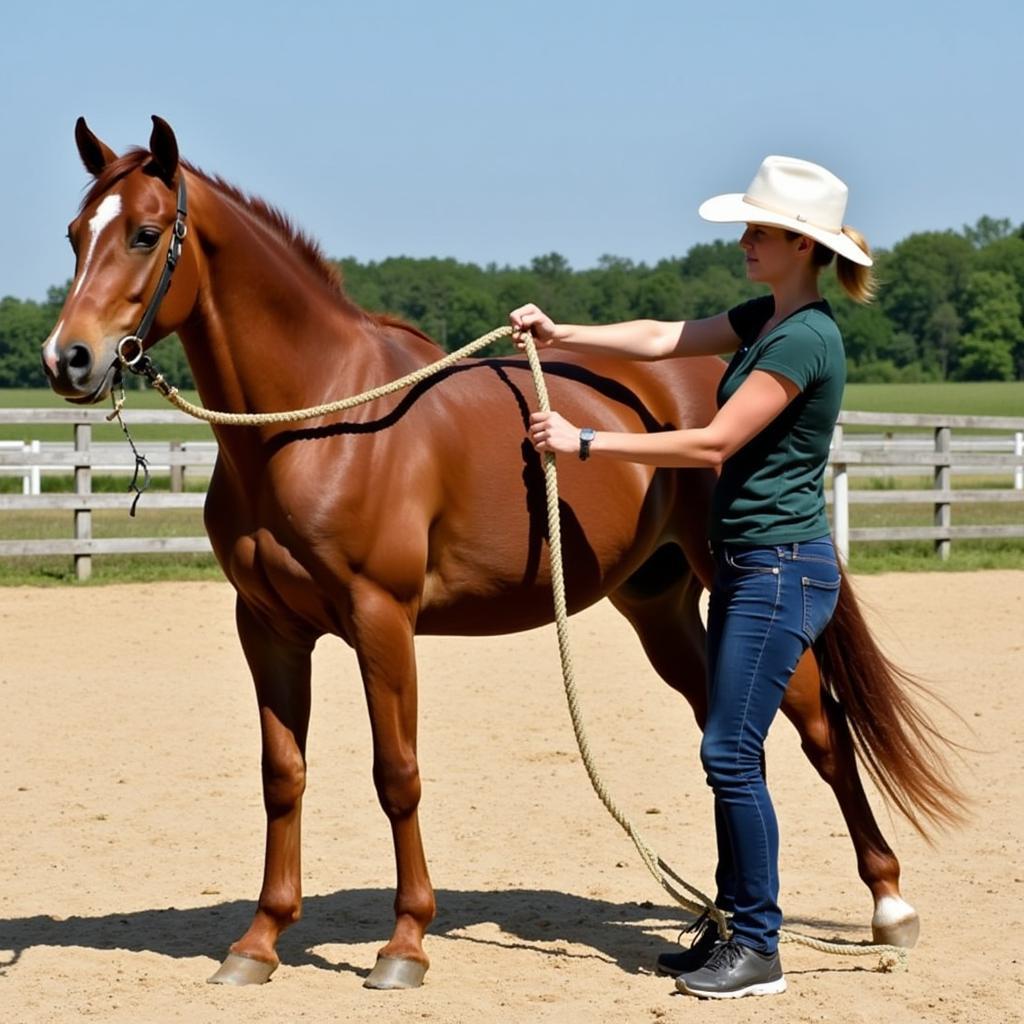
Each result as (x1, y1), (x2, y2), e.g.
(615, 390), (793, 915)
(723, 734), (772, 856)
(675, 939), (786, 999)
(655, 911), (723, 977)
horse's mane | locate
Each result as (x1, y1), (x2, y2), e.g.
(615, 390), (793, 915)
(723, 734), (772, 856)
(80, 148), (370, 312)
(79, 148), (440, 347)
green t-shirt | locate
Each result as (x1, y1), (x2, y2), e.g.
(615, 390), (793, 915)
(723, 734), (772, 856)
(710, 295), (845, 546)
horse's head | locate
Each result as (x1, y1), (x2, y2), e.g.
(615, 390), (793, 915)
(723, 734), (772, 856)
(42, 116), (200, 403)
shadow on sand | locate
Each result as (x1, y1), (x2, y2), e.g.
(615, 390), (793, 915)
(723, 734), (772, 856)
(0, 887), (873, 980)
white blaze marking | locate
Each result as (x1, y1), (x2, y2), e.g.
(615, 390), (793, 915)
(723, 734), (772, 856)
(72, 193), (122, 297)
(42, 319), (65, 373)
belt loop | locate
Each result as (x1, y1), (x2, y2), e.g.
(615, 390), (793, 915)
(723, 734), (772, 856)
(793, 542), (799, 557)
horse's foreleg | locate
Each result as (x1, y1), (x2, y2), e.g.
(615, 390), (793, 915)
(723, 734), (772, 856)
(352, 582), (435, 990)
(208, 599), (314, 985)
(782, 651), (920, 946)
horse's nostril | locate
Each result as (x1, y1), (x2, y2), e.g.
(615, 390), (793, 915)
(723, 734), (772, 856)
(66, 343), (92, 371)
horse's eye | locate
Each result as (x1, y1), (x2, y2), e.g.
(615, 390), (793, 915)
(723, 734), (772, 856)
(132, 227), (162, 249)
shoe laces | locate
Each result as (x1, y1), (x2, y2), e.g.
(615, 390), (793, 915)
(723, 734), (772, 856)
(678, 909), (727, 949)
(700, 939), (744, 973)
(686, 911), (711, 945)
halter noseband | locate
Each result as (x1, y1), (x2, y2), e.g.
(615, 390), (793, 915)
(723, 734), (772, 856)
(117, 175), (188, 370)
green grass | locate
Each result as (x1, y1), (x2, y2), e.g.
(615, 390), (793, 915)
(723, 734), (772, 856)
(843, 381), (1024, 418)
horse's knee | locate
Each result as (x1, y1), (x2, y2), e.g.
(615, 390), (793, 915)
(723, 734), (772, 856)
(261, 751), (306, 814)
(373, 757), (422, 819)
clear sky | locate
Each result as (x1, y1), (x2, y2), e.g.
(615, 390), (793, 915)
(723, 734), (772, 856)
(2, 0), (1021, 301)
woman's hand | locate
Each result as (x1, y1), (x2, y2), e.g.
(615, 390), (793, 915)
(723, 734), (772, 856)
(528, 410), (581, 455)
(510, 303), (560, 349)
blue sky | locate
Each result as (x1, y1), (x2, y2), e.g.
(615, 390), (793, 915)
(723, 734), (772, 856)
(2, 0), (1021, 301)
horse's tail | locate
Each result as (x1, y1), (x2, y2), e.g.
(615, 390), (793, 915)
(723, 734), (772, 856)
(812, 565), (969, 837)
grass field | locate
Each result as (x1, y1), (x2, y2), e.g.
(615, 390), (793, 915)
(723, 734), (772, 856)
(843, 380), (1024, 418)
(1, 383), (1021, 583)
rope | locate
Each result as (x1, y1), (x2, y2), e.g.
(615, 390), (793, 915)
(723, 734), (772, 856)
(138, 325), (514, 426)
(130, 323), (908, 970)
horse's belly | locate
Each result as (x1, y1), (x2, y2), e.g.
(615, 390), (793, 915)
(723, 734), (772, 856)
(416, 457), (675, 636)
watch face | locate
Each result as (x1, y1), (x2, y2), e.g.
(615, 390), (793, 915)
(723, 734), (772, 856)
(581, 428), (596, 441)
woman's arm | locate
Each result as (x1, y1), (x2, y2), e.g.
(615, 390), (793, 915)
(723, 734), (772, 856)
(509, 303), (741, 360)
(528, 369), (801, 468)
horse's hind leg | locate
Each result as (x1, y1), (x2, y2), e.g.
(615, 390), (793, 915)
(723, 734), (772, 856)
(612, 544), (918, 946)
(351, 581), (435, 990)
(609, 544), (709, 720)
(781, 652), (919, 946)
(209, 599), (314, 985)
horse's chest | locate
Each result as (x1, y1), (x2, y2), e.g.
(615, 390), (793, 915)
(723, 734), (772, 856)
(222, 525), (349, 639)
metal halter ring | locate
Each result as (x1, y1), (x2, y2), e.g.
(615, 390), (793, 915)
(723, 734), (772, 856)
(117, 335), (146, 368)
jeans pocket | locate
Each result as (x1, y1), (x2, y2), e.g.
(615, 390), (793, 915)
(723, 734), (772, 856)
(722, 546), (778, 575)
(801, 575), (841, 644)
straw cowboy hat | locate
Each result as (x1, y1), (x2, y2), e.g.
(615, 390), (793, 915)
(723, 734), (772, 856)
(699, 155), (873, 267)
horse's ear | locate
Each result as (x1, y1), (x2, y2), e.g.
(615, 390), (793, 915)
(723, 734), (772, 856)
(75, 117), (117, 177)
(147, 115), (179, 187)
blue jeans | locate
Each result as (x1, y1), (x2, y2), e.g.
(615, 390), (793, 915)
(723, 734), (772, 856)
(701, 536), (840, 953)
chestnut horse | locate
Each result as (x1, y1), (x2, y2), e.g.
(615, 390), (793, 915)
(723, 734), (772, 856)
(41, 117), (960, 988)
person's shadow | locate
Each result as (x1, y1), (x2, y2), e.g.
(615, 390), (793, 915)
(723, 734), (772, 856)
(0, 887), (868, 980)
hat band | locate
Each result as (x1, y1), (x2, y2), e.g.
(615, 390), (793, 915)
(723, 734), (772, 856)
(743, 193), (842, 234)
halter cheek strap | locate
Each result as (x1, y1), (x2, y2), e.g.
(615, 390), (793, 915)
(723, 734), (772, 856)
(117, 175), (188, 369)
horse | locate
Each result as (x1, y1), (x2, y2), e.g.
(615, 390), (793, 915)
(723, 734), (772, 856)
(40, 115), (962, 989)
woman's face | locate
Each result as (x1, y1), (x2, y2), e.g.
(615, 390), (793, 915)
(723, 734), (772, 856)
(739, 224), (804, 284)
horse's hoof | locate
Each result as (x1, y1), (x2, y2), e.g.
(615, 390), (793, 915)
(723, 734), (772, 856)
(363, 955), (428, 989)
(871, 896), (920, 948)
(207, 952), (279, 985)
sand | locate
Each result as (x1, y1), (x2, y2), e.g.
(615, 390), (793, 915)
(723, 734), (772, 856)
(1, 572), (1021, 1023)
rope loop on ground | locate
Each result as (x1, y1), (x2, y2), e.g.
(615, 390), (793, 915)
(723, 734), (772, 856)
(132, 324), (908, 971)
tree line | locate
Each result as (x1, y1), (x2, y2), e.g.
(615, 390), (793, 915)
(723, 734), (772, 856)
(3, 216), (1022, 390)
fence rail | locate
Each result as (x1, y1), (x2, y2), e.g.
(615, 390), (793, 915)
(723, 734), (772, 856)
(829, 412), (1024, 563)
(1, 408), (1023, 578)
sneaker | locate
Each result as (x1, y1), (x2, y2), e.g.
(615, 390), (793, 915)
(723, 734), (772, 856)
(675, 939), (786, 999)
(655, 910), (724, 977)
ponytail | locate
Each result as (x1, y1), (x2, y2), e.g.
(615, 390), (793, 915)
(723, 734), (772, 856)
(835, 226), (877, 304)
(793, 225), (877, 304)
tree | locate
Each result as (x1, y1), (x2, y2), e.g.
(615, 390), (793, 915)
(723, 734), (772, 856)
(876, 231), (974, 375)
(954, 270), (1021, 381)
(0, 296), (58, 386)
(962, 216), (1014, 248)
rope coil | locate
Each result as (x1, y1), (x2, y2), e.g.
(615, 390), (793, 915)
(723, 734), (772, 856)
(124, 324), (907, 970)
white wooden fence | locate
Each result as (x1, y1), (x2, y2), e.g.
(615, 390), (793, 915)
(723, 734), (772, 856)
(1, 408), (1023, 579)
(829, 411), (1024, 563)
(0, 408), (214, 580)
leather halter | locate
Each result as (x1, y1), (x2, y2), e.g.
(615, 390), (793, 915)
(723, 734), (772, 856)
(116, 175), (188, 370)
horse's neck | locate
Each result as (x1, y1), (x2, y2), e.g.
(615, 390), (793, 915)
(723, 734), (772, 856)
(178, 187), (439, 432)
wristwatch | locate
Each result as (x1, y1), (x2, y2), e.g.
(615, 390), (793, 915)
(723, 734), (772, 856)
(578, 427), (596, 461)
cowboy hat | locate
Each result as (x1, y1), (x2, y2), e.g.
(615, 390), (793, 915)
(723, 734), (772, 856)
(698, 155), (873, 267)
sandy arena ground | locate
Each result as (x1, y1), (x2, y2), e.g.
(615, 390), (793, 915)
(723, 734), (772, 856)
(1, 572), (1021, 1023)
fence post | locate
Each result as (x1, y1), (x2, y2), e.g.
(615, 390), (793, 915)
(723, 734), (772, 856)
(170, 440), (184, 493)
(831, 424), (849, 565)
(933, 425), (951, 561)
(74, 422), (92, 581)
(1015, 431), (1023, 491)
(29, 439), (41, 496)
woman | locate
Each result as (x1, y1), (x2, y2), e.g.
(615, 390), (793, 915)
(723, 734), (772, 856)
(509, 155), (875, 1000)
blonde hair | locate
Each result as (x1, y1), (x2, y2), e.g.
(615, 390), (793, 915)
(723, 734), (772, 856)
(787, 225), (877, 303)
(815, 227), (877, 304)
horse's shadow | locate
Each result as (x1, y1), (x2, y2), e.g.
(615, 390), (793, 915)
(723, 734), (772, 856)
(0, 888), (867, 979)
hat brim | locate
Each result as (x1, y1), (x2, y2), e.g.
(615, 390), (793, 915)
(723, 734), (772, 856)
(698, 193), (873, 267)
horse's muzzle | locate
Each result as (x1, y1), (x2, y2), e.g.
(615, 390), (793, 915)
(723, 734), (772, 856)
(45, 340), (119, 403)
